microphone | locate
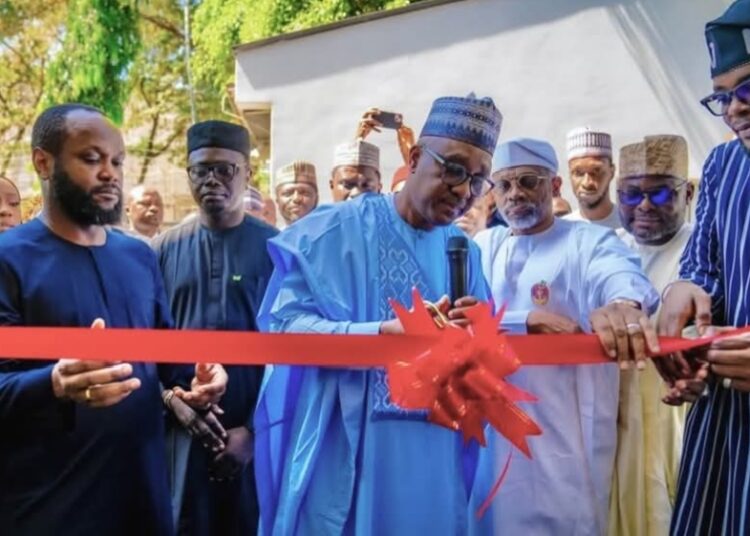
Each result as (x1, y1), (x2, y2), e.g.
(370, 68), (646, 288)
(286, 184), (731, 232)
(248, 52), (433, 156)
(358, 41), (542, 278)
(447, 235), (469, 305)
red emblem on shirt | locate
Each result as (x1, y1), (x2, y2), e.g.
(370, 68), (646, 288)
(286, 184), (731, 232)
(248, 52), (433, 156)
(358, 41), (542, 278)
(531, 281), (550, 306)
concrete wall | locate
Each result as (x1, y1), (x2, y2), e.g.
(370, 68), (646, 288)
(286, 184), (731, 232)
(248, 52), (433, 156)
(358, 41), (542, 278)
(235, 0), (731, 206)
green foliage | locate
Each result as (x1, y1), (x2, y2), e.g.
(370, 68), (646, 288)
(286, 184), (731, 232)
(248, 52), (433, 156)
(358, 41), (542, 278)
(192, 0), (414, 91)
(125, 0), (226, 182)
(0, 0), (416, 189)
(41, 0), (140, 125)
(0, 0), (65, 175)
(253, 166), (270, 193)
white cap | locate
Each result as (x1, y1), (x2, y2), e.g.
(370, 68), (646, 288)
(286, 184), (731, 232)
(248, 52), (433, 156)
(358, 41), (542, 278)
(332, 140), (380, 172)
(566, 126), (613, 160)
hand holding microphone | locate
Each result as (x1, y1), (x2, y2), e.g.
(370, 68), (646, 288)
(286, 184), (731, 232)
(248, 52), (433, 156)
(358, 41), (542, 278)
(445, 236), (482, 328)
(381, 235), (479, 333)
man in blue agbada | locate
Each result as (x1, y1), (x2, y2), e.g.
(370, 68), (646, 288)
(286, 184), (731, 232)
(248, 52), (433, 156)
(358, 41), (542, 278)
(255, 94), (502, 535)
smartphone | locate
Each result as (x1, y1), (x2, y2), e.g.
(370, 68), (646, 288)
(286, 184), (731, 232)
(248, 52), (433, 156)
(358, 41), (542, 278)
(374, 111), (403, 130)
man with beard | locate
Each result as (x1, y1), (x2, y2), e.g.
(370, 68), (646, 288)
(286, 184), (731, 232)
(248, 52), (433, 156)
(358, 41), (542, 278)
(273, 160), (318, 226)
(473, 137), (658, 535)
(0, 103), (227, 535)
(329, 139), (382, 202)
(565, 127), (622, 229)
(153, 120), (277, 535)
(125, 185), (164, 239)
(255, 94), (501, 534)
(659, 2), (750, 532)
(609, 134), (694, 536)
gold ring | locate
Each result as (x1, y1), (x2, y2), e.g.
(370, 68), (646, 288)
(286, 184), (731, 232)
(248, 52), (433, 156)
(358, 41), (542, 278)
(722, 377), (733, 390)
(85, 387), (93, 402)
(424, 301), (449, 329)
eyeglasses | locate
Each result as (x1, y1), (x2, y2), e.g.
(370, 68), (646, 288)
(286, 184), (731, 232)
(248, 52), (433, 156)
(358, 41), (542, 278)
(617, 181), (687, 207)
(701, 78), (750, 116)
(186, 162), (242, 184)
(493, 173), (548, 194)
(421, 145), (493, 197)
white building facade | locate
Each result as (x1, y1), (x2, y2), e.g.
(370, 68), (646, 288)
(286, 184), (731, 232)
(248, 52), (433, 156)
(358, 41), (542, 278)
(234, 0), (732, 204)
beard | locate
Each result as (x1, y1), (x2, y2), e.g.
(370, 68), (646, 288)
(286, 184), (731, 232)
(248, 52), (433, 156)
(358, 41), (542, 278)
(500, 203), (543, 230)
(629, 215), (680, 245)
(51, 164), (122, 226)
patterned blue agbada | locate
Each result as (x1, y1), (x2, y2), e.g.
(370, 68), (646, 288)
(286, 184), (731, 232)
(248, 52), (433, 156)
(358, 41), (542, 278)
(254, 194), (494, 535)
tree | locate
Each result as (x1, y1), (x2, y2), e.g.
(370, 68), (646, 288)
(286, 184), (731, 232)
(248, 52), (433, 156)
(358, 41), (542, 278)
(0, 0), (65, 175)
(191, 0), (414, 93)
(41, 0), (140, 125)
(0, 0), (419, 192)
(125, 0), (191, 184)
(124, 0), (225, 184)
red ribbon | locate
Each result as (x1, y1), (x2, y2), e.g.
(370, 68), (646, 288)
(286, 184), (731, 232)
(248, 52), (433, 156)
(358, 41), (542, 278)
(3, 302), (749, 518)
(0, 326), (435, 366)
(1, 323), (744, 366)
(2, 305), (748, 456)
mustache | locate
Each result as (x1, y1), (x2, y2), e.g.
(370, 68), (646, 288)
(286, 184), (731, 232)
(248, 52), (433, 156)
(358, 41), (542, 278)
(91, 185), (121, 196)
(505, 201), (536, 210)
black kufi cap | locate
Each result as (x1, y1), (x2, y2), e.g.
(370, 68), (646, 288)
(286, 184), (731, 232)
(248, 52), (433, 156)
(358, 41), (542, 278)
(187, 120), (251, 157)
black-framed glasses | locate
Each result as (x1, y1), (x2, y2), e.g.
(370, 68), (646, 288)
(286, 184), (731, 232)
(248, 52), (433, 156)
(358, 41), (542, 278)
(493, 173), (548, 194)
(617, 181), (687, 207)
(701, 78), (750, 116)
(421, 145), (493, 197)
(187, 162), (242, 184)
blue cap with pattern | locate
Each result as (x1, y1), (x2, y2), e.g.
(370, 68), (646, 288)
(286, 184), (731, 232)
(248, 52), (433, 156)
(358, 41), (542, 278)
(706, 0), (750, 78)
(419, 94), (502, 155)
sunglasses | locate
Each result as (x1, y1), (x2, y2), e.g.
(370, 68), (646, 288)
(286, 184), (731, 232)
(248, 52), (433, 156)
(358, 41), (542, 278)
(701, 78), (750, 116)
(617, 182), (686, 207)
(493, 173), (548, 194)
(187, 162), (242, 185)
(421, 146), (493, 197)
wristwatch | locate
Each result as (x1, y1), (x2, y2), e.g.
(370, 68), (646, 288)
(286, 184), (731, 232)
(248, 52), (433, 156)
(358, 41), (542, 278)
(611, 298), (642, 310)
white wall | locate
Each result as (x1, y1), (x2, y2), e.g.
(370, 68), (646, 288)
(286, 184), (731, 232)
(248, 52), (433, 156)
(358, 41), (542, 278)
(235, 0), (730, 205)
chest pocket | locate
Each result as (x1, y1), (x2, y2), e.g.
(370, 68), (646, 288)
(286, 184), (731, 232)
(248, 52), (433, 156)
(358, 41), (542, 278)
(227, 273), (266, 331)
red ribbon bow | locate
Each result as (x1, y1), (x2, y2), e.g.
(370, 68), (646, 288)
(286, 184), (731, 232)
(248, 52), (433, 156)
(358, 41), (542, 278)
(388, 289), (542, 455)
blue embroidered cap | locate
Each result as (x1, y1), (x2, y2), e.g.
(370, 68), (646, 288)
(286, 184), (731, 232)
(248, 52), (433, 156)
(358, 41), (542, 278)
(419, 94), (502, 155)
(706, 0), (750, 77)
(492, 137), (559, 174)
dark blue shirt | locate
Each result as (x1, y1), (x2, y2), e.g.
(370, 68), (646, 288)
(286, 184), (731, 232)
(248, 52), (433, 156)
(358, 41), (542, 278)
(152, 215), (277, 535)
(0, 218), (181, 535)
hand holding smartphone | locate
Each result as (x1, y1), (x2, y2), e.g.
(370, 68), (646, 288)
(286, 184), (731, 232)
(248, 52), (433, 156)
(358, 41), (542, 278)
(373, 111), (403, 130)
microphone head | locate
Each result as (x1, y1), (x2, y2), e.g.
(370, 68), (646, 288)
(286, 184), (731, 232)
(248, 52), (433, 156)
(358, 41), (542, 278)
(447, 235), (469, 253)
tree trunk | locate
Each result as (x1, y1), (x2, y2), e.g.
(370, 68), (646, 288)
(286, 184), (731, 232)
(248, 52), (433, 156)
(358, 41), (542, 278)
(138, 112), (161, 184)
(1, 125), (27, 176)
